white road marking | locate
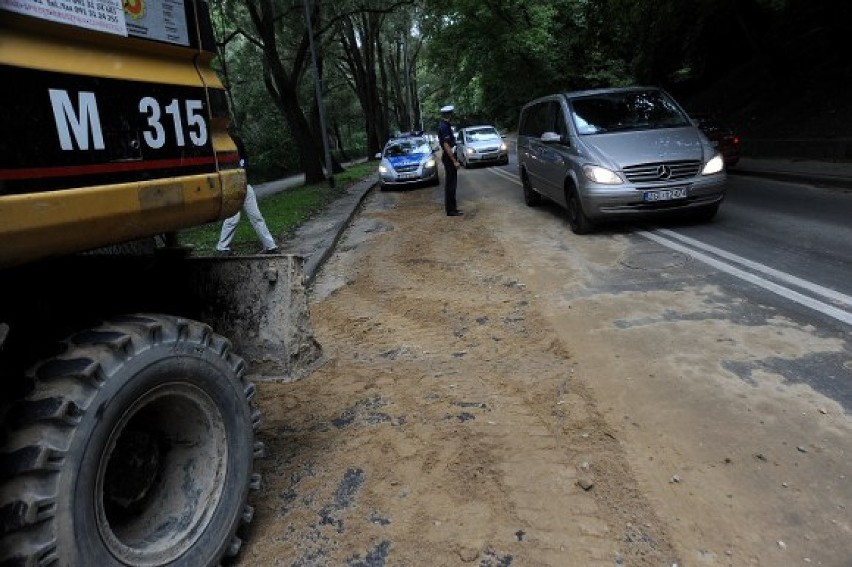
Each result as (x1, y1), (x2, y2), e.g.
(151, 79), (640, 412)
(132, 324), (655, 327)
(486, 167), (852, 326)
(490, 168), (519, 183)
(640, 230), (852, 326)
(654, 228), (852, 309)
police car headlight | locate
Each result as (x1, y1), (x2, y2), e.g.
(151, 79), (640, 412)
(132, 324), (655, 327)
(425, 159), (436, 168)
(467, 147), (475, 155)
(583, 165), (623, 184)
(701, 154), (725, 175)
(378, 164), (389, 174)
(500, 142), (507, 151)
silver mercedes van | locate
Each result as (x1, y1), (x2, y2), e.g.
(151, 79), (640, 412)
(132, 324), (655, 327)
(517, 87), (727, 233)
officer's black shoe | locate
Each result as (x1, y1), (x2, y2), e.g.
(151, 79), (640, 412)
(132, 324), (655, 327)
(447, 210), (464, 216)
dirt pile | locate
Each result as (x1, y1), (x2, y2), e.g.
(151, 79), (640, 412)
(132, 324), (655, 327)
(233, 172), (851, 566)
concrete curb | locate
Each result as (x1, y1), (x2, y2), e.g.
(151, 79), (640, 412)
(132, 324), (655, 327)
(277, 173), (379, 287)
(304, 175), (377, 285)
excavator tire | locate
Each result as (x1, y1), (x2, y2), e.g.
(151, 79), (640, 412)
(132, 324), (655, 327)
(0, 314), (262, 567)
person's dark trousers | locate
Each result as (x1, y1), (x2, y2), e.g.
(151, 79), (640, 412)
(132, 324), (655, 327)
(443, 158), (458, 213)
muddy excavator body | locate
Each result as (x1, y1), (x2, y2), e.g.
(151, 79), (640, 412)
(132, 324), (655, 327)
(0, 2), (304, 565)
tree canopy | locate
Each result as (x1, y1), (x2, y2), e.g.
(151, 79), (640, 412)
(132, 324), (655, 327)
(212, 0), (851, 181)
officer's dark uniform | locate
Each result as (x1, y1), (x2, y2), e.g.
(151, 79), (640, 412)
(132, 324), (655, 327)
(437, 112), (460, 215)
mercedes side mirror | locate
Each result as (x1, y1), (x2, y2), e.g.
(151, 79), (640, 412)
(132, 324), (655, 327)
(541, 131), (568, 145)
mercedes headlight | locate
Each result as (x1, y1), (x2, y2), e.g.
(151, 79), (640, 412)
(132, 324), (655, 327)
(701, 154), (725, 175)
(582, 165), (623, 184)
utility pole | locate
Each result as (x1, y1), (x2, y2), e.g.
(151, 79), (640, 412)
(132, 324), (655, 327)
(418, 84), (431, 133)
(403, 33), (413, 132)
(303, 0), (334, 188)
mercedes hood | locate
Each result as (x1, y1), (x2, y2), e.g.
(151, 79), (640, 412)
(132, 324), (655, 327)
(579, 127), (713, 169)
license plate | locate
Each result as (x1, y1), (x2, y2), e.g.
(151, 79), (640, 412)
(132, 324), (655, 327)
(643, 188), (687, 202)
(397, 172), (418, 180)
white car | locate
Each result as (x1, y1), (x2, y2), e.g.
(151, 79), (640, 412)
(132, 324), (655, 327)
(455, 125), (509, 167)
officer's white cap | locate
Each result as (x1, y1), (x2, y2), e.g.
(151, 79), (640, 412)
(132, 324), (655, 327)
(440, 105), (455, 114)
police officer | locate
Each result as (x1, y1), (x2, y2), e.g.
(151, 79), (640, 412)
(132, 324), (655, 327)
(437, 105), (462, 216)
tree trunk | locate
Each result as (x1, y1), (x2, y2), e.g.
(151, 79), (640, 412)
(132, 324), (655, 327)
(338, 10), (386, 158)
(245, 0), (327, 184)
(333, 120), (351, 162)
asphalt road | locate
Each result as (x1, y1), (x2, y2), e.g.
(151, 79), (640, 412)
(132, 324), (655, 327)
(662, 175), (852, 315)
(467, 158), (852, 412)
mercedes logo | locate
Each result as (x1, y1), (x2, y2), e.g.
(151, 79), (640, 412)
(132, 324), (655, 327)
(657, 165), (672, 179)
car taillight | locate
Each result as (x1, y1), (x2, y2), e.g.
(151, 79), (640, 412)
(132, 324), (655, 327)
(732, 136), (740, 145)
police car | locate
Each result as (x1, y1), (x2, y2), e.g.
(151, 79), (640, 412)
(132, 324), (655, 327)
(376, 135), (440, 190)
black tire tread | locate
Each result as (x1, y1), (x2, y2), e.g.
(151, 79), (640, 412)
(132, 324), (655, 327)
(566, 186), (594, 234)
(521, 170), (541, 206)
(0, 314), (260, 567)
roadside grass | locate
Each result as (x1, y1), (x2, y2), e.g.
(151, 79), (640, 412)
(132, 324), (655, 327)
(180, 161), (376, 255)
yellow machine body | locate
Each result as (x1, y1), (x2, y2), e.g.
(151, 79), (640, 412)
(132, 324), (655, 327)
(0, 2), (245, 268)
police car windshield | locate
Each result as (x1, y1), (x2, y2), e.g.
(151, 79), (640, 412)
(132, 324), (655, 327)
(384, 138), (430, 157)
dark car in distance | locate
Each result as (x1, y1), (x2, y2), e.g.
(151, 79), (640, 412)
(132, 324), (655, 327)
(691, 113), (740, 168)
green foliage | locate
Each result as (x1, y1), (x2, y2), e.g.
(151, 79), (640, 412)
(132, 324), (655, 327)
(179, 162), (376, 255)
(211, 1), (302, 177)
(421, 0), (634, 128)
(419, 0), (852, 127)
(212, 0), (376, 183)
(207, 0), (849, 173)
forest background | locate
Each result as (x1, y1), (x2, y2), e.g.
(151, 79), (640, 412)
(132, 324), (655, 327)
(212, 0), (852, 184)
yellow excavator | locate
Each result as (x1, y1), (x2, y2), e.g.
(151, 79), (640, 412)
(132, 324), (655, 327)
(0, 1), (263, 564)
